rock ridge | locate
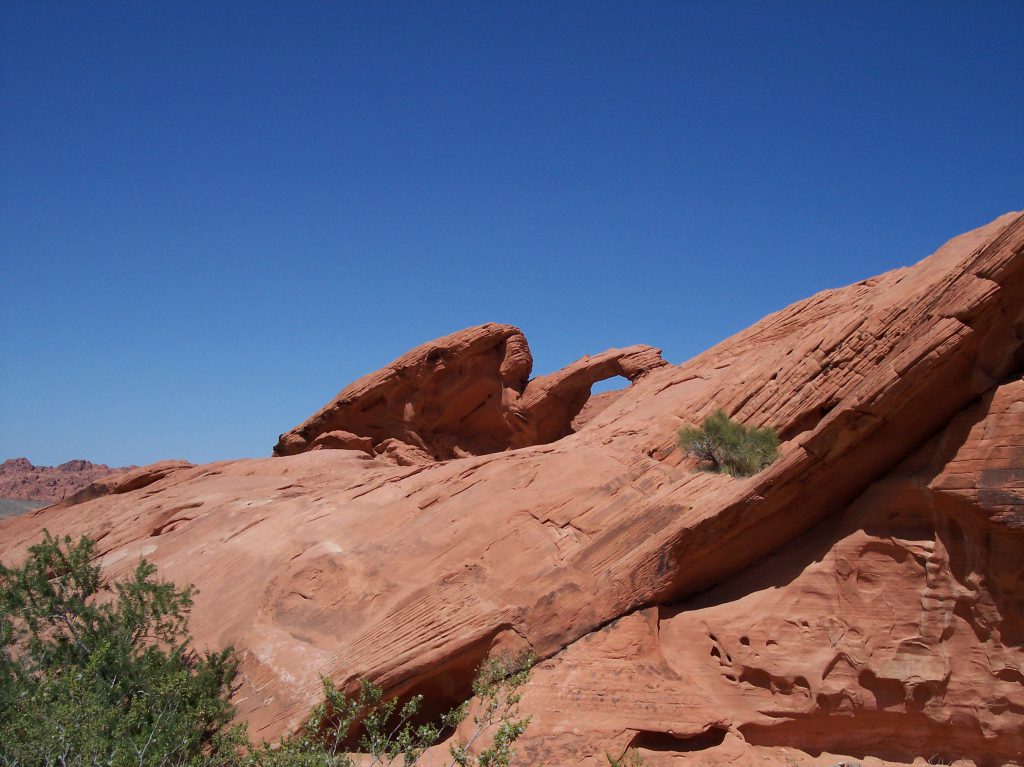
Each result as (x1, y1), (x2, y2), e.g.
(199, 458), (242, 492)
(1, 211), (1022, 766)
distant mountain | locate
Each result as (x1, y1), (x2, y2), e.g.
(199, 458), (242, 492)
(0, 457), (134, 504)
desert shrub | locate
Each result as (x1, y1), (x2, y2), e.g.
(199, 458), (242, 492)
(1, 533), (534, 767)
(606, 748), (646, 767)
(677, 410), (779, 477)
(0, 531), (242, 767)
(257, 650), (534, 767)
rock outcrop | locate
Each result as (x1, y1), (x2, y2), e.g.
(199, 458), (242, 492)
(51, 460), (196, 508)
(2, 211), (1022, 767)
(0, 457), (133, 503)
(273, 325), (668, 460)
(514, 377), (1024, 766)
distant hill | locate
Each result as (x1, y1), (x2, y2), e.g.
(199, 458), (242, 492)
(0, 457), (134, 504)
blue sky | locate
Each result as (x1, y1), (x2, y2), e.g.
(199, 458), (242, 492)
(1, 1), (1021, 467)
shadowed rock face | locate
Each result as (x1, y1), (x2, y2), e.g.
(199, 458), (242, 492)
(2, 212), (1023, 766)
(272, 324), (668, 460)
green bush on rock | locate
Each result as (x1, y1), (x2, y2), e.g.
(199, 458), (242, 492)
(677, 410), (779, 477)
(1, 533), (534, 767)
(0, 531), (241, 767)
(260, 650), (533, 767)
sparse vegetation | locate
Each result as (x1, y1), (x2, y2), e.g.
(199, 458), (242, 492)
(677, 410), (779, 477)
(0, 533), (534, 767)
(606, 748), (645, 767)
(260, 651), (533, 767)
(0, 531), (241, 766)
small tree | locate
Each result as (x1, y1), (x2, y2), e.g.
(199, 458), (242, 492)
(259, 651), (535, 767)
(678, 410), (779, 477)
(0, 531), (241, 766)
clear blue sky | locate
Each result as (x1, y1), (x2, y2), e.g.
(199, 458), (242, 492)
(1, 1), (1021, 468)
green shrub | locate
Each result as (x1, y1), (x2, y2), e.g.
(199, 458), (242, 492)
(1, 533), (534, 767)
(256, 650), (534, 767)
(0, 531), (242, 767)
(677, 410), (779, 477)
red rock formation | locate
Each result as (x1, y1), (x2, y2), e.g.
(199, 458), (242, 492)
(2, 211), (1022, 766)
(0, 457), (133, 503)
(570, 389), (628, 431)
(510, 344), (669, 449)
(514, 378), (1024, 766)
(273, 324), (668, 460)
(52, 460), (195, 508)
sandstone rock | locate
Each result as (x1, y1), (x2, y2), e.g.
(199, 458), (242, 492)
(2, 211), (1022, 766)
(272, 323), (530, 459)
(508, 344), (670, 449)
(570, 389), (627, 431)
(52, 459), (196, 508)
(273, 324), (668, 460)
(309, 430), (375, 455)
(512, 378), (1024, 766)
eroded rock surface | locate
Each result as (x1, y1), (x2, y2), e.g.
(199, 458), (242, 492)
(52, 460), (196, 508)
(514, 379), (1024, 766)
(2, 211), (1023, 766)
(273, 324), (668, 460)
